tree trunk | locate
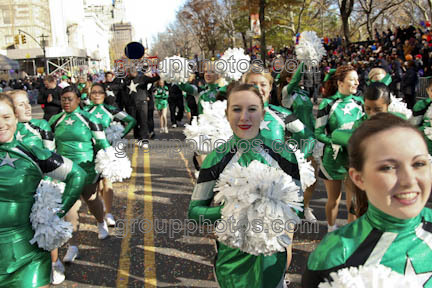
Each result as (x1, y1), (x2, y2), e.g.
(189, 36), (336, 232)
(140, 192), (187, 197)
(241, 32), (248, 50)
(366, 13), (372, 40)
(259, 0), (266, 66)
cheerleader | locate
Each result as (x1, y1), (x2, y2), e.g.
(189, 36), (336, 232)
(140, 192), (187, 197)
(153, 79), (169, 133)
(7, 90), (64, 284)
(188, 84), (300, 288)
(302, 113), (432, 287)
(315, 65), (363, 230)
(279, 63), (318, 222)
(0, 93), (86, 287)
(49, 85), (111, 263)
(85, 83), (136, 225)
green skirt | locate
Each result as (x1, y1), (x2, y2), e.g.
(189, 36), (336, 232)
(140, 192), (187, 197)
(155, 99), (168, 111)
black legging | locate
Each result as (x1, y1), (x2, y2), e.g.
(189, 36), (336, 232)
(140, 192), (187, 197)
(125, 101), (148, 140)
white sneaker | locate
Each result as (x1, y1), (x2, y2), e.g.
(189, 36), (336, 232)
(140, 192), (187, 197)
(98, 221), (109, 239)
(51, 259), (65, 285)
(304, 207), (317, 222)
(164, 127), (169, 133)
(160, 128), (164, 133)
(63, 245), (79, 263)
(327, 224), (339, 233)
(105, 213), (116, 227)
(172, 124), (177, 128)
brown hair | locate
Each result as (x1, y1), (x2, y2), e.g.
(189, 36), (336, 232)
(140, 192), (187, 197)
(348, 112), (426, 216)
(324, 65), (356, 97)
(0, 93), (16, 114)
(226, 83), (264, 109)
(44, 75), (56, 83)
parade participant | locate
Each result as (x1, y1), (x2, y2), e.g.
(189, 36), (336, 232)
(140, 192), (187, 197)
(49, 85), (111, 263)
(315, 65), (364, 230)
(153, 79), (169, 133)
(188, 84), (300, 288)
(37, 75), (62, 121)
(412, 81), (432, 149)
(7, 90), (55, 150)
(279, 62), (318, 222)
(7, 90), (65, 284)
(85, 83), (136, 226)
(302, 113), (432, 287)
(0, 93), (86, 288)
(123, 67), (160, 143)
(104, 71), (124, 108)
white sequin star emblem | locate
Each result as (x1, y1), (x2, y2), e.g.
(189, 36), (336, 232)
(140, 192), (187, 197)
(65, 118), (75, 125)
(95, 112), (103, 119)
(404, 256), (432, 286)
(340, 99), (360, 116)
(15, 131), (24, 141)
(106, 90), (115, 97)
(128, 80), (138, 94)
(0, 152), (18, 168)
(260, 120), (271, 130)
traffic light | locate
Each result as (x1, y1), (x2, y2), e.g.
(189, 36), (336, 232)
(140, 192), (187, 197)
(21, 35), (26, 44)
(14, 35), (20, 45)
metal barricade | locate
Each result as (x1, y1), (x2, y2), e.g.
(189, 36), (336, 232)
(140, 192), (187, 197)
(417, 76), (432, 100)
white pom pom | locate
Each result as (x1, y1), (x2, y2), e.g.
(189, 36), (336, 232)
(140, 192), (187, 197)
(159, 56), (189, 84)
(105, 121), (124, 144)
(213, 160), (303, 256)
(318, 264), (422, 288)
(29, 180), (73, 251)
(295, 31), (326, 65)
(183, 100), (233, 154)
(388, 94), (413, 119)
(294, 149), (316, 191)
(95, 146), (132, 182)
(218, 48), (251, 81)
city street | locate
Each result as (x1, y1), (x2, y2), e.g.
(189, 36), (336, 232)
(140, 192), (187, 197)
(31, 104), (344, 288)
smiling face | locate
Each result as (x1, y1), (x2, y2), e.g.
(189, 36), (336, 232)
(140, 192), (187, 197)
(246, 74), (271, 103)
(12, 92), (32, 122)
(337, 70), (359, 95)
(349, 127), (432, 219)
(0, 100), (17, 143)
(90, 85), (106, 105)
(226, 90), (264, 139)
(203, 63), (219, 84)
(61, 92), (80, 113)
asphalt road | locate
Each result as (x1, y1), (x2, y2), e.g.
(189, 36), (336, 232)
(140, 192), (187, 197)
(31, 103), (431, 288)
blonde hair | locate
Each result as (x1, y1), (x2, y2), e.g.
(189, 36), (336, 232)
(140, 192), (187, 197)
(368, 68), (386, 82)
(244, 68), (273, 87)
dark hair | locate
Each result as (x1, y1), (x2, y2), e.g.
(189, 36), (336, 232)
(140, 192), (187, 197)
(44, 75), (56, 83)
(323, 65), (356, 97)
(61, 85), (81, 98)
(277, 68), (295, 104)
(105, 71), (114, 77)
(91, 83), (106, 94)
(348, 113), (427, 216)
(364, 82), (390, 104)
(0, 93), (16, 115)
(226, 83), (264, 108)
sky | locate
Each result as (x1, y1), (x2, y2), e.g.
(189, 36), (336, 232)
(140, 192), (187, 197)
(125, 0), (187, 49)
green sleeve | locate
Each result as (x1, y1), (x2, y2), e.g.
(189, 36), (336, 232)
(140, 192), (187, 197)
(36, 119), (56, 151)
(107, 104), (136, 137)
(87, 114), (111, 151)
(314, 99), (333, 145)
(178, 83), (198, 96)
(285, 62), (304, 96)
(188, 200), (222, 223)
(331, 129), (353, 147)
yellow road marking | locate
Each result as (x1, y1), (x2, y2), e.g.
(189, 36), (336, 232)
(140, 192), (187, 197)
(116, 146), (138, 287)
(143, 150), (157, 287)
(179, 151), (196, 186)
